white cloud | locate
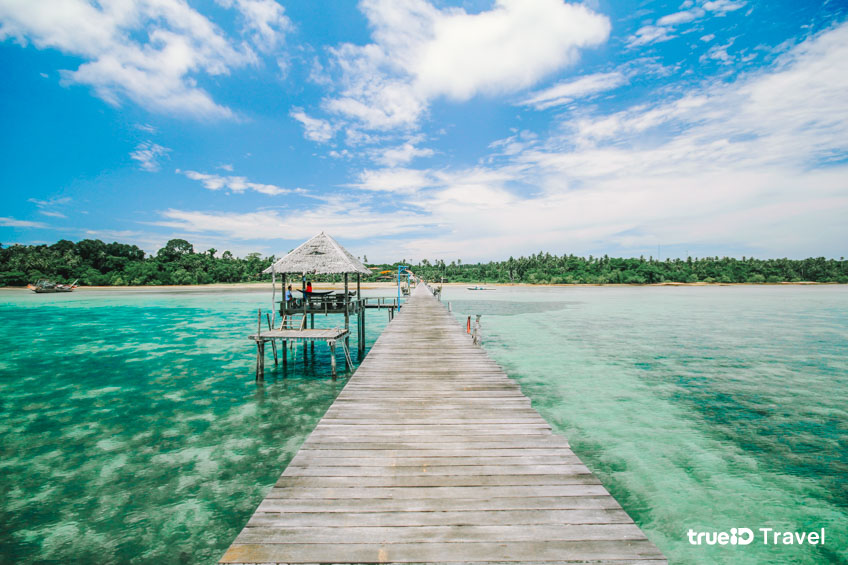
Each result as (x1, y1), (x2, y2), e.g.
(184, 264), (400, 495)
(657, 8), (704, 26)
(216, 0), (291, 52)
(409, 0), (610, 100)
(130, 141), (170, 172)
(290, 108), (336, 142)
(83, 229), (143, 239)
(28, 196), (71, 218)
(352, 168), (434, 194)
(28, 196), (71, 207)
(308, 56), (332, 86)
(329, 149), (352, 160)
(628, 25), (674, 48)
(345, 128), (387, 147)
(154, 202), (433, 241)
(628, 0), (746, 48)
(521, 72), (627, 110)
(0, 217), (49, 228)
(700, 41), (734, 64)
(178, 169), (288, 195)
(0, 0), (260, 118)
(702, 0), (746, 14)
(374, 141), (434, 166)
(324, 0), (610, 130)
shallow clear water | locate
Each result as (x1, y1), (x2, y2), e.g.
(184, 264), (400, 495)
(445, 285), (848, 565)
(0, 287), (389, 564)
(2, 286), (846, 564)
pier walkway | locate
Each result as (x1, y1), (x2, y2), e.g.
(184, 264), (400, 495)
(220, 286), (665, 564)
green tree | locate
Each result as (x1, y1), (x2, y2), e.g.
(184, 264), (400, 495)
(157, 239), (194, 262)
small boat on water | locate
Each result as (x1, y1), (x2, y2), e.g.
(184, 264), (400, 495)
(467, 286), (496, 291)
(27, 279), (78, 293)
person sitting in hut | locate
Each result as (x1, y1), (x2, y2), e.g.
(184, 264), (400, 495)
(285, 284), (294, 307)
(306, 280), (313, 294)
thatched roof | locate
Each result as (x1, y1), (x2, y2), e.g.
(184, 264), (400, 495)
(263, 232), (371, 275)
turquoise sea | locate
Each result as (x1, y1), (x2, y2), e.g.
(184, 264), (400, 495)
(1, 285), (846, 564)
(0, 287), (388, 564)
(445, 285), (848, 565)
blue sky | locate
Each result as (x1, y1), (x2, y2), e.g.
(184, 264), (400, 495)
(1, 0), (846, 262)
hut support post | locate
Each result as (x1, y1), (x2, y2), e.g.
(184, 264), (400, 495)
(329, 340), (337, 378)
(256, 340), (265, 381)
(359, 308), (365, 357)
(310, 313), (315, 352)
(344, 273), (349, 352)
(342, 339), (353, 369)
(302, 273), (307, 316)
(281, 274), (286, 318)
(357, 273), (364, 355)
(266, 313), (278, 365)
(302, 274), (307, 359)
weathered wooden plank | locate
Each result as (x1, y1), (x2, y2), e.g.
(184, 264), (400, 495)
(235, 523), (648, 544)
(301, 438), (572, 449)
(294, 448), (575, 457)
(273, 474), (603, 488)
(300, 439), (571, 450)
(220, 540), (665, 563)
(255, 495), (621, 513)
(245, 508), (635, 528)
(281, 464), (593, 477)
(264, 484), (614, 499)
(288, 455), (584, 466)
(319, 418), (548, 424)
(220, 285), (665, 564)
(304, 433), (556, 443)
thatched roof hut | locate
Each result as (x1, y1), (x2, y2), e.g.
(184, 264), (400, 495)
(263, 232), (370, 275)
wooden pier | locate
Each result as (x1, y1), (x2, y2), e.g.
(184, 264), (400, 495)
(250, 327), (352, 378)
(222, 285), (665, 564)
(251, 296), (403, 379)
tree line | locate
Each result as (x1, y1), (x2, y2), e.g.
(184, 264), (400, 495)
(0, 238), (845, 287)
(0, 239), (271, 286)
(396, 254), (847, 284)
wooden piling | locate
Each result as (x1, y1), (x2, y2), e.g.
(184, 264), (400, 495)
(266, 313), (278, 365)
(344, 273), (350, 353)
(357, 274), (364, 355)
(255, 340), (265, 381)
(359, 306), (365, 357)
(255, 310), (264, 380)
(280, 274), (286, 317)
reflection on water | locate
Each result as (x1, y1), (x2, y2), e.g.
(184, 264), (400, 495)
(0, 288), (387, 564)
(446, 285), (848, 565)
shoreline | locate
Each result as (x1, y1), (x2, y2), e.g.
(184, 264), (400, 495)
(0, 280), (842, 292)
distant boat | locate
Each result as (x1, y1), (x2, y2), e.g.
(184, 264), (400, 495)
(28, 279), (77, 293)
(467, 286), (495, 291)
